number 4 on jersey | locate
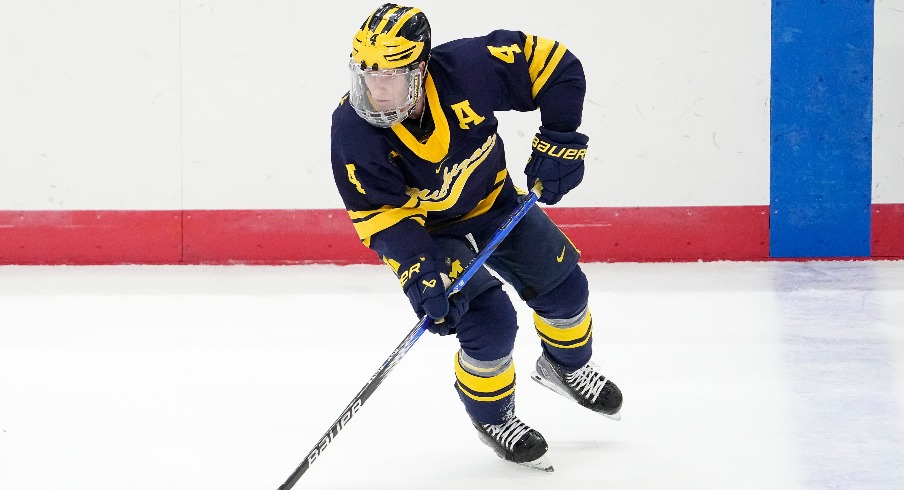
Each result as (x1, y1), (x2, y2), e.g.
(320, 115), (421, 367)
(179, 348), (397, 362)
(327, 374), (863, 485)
(488, 43), (522, 63)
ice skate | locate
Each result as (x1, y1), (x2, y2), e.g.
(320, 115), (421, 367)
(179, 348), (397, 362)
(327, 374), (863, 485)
(531, 352), (623, 420)
(472, 415), (553, 472)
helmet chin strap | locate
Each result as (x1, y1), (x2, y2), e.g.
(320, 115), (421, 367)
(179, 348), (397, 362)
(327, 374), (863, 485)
(416, 102), (426, 128)
(409, 93), (425, 125)
(408, 62), (429, 124)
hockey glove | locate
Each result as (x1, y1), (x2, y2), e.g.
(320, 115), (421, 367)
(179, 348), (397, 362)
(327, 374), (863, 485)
(428, 293), (468, 336)
(395, 254), (451, 331)
(524, 127), (589, 205)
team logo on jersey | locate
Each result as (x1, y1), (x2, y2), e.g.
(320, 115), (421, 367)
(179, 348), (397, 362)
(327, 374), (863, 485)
(406, 134), (496, 210)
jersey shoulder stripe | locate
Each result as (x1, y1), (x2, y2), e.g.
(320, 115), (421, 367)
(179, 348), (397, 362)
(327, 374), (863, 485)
(524, 35), (569, 98)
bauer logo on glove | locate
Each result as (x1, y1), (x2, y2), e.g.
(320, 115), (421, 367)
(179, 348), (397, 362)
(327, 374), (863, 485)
(525, 127), (589, 205)
(531, 136), (587, 161)
(386, 253), (449, 321)
(396, 257), (425, 287)
(382, 253), (468, 336)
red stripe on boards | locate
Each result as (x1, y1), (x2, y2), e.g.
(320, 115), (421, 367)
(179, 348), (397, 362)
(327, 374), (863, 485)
(182, 209), (375, 265)
(545, 206), (770, 262)
(873, 204), (904, 258)
(0, 205), (900, 265)
(0, 210), (182, 265)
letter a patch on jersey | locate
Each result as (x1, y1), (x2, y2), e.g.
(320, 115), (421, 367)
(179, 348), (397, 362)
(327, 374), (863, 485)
(450, 100), (485, 130)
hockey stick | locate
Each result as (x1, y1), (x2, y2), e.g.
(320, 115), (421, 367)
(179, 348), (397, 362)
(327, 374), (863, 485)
(276, 186), (541, 490)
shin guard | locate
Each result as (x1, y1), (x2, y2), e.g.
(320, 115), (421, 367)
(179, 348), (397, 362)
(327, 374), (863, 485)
(453, 350), (515, 425)
(534, 306), (593, 371)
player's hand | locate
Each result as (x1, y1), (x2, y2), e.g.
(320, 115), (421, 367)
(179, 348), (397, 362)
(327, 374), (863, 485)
(427, 293), (467, 336)
(524, 127), (589, 205)
(395, 254), (451, 328)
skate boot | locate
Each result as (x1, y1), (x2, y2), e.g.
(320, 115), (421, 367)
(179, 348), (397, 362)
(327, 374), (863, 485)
(472, 415), (553, 471)
(531, 352), (623, 420)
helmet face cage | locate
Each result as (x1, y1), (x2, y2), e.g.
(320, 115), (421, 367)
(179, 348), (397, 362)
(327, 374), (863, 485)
(348, 59), (422, 128)
(348, 4), (430, 127)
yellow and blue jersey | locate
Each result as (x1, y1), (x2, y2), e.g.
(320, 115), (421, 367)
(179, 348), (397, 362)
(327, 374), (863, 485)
(330, 29), (585, 261)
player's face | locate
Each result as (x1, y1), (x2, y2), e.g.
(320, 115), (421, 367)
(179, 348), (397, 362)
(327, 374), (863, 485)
(360, 68), (412, 111)
(348, 60), (423, 127)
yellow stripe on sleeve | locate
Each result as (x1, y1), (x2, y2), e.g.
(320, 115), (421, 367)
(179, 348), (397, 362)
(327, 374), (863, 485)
(347, 206), (426, 244)
(524, 35), (569, 98)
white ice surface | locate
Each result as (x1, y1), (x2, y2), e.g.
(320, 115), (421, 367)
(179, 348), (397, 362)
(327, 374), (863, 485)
(1, 261), (903, 489)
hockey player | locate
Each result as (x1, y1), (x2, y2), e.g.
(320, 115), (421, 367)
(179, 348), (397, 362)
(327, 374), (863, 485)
(330, 3), (622, 469)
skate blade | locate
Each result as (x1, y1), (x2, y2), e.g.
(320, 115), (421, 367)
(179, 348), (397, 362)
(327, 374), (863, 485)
(530, 371), (622, 421)
(477, 433), (555, 472)
(518, 457), (554, 472)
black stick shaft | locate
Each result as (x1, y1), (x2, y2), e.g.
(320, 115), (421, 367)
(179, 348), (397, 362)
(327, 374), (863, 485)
(277, 189), (539, 489)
